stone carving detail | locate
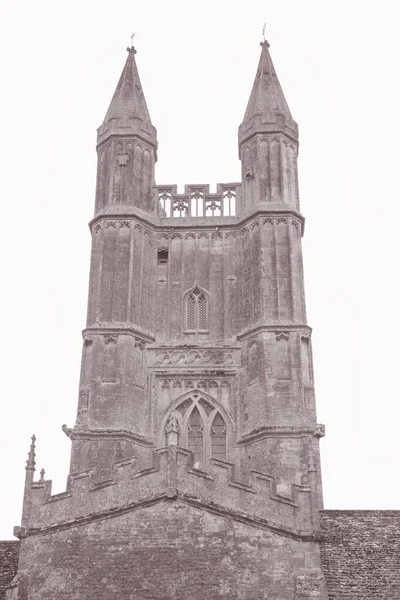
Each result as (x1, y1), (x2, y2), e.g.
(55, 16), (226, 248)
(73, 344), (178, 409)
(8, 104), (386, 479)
(155, 350), (234, 366)
(171, 232), (182, 239)
(159, 378), (233, 392)
(291, 219), (299, 228)
(117, 152), (129, 166)
(245, 166), (254, 180)
(211, 230), (222, 239)
(251, 220), (259, 229)
(276, 217), (288, 225)
(165, 411), (179, 434)
(158, 232), (170, 239)
(104, 335), (118, 345)
(240, 227), (249, 237)
(134, 224), (143, 232)
(262, 217), (274, 225)
(313, 424), (326, 438)
(106, 221), (116, 229)
(225, 231), (236, 239)
(119, 220), (131, 228)
(198, 231), (209, 239)
(94, 223), (102, 233)
(275, 332), (289, 341)
(184, 232), (196, 239)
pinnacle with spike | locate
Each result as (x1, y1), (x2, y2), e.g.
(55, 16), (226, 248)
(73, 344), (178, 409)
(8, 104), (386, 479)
(26, 434), (36, 470)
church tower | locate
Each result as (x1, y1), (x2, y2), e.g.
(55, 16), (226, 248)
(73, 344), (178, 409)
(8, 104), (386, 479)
(7, 41), (328, 600)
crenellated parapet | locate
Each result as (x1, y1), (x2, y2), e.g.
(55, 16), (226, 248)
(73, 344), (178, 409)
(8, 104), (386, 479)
(18, 445), (319, 541)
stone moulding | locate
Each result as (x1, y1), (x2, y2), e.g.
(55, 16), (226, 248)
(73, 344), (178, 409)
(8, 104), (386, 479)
(88, 208), (305, 237)
(21, 447), (314, 539)
(237, 324), (312, 341)
(82, 325), (155, 344)
(61, 425), (154, 446)
(238, 425), (325, 445)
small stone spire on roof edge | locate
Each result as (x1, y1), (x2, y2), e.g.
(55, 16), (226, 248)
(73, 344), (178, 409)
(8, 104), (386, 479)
(25, 434), (36, 471)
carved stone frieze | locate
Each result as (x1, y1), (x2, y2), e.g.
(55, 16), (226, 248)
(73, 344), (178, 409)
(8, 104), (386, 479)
(159, 378), (233, 391)
(155, 349), (234, 366)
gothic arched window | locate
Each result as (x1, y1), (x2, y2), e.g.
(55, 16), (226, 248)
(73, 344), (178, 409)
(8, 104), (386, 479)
(185, 286), (209, 331)
(163, 394), (228, 468)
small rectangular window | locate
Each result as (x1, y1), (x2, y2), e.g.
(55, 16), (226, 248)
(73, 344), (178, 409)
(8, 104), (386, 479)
(157, 248), (168, 265)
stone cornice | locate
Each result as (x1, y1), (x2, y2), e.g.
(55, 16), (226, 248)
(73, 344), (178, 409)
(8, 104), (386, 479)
(82, 325), (155, 344)
(237, 323), (312, 341)
(62, 425), (154, 447)
(89, 208), (305, 237)
(237, 424), (325, 445)
(21, 493), (317, 542)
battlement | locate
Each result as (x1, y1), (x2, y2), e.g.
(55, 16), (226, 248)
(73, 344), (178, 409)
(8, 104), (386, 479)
(20, 446), (316, 540)
(155, 183), (240, 218)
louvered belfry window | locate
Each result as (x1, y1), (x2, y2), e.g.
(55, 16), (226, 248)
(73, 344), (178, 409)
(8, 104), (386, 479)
(185, 286), (208, 330)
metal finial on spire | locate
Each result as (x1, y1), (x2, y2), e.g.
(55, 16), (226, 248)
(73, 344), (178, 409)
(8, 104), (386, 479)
(127, 32), (137, 54)
(261, 23), (270, 48)
(26, 434), (36, 469)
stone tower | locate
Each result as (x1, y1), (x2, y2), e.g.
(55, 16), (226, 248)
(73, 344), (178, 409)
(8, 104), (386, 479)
(8, 41), (328, 599)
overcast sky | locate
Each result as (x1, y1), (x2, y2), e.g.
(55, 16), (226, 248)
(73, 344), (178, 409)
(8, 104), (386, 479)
(0, 0), (399, 539)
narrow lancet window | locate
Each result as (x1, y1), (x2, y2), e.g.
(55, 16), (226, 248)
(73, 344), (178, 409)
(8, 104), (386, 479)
(187, 406), (204, 467)
(185, 286), (208, 330)
(211, 412), (227, 460)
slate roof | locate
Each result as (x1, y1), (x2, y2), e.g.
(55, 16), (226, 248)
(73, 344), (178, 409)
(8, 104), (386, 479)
(0, 541), (19, 600)
(320, 510), (400, 599)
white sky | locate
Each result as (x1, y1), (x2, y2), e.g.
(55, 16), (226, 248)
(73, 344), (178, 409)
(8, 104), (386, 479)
(0, 0), (399, 539)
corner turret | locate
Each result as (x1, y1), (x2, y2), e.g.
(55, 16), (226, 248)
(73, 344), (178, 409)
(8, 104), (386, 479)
(239, 41), (299, 212)
(95, 46), (158, 215)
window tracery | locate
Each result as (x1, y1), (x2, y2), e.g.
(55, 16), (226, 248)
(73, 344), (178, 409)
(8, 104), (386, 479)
(185, 286), (209, 331)
(163, 394), (228, 466)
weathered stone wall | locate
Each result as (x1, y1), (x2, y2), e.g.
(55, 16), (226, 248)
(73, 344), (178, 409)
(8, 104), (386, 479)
(14, 502), (326, 600)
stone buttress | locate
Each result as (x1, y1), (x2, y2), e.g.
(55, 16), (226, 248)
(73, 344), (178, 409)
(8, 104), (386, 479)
(8, 42), (329, 600)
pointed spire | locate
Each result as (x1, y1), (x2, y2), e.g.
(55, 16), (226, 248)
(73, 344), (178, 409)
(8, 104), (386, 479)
(239, 40), (298, 145)
(26, 434), (36, 470)
(97, 46), (157, 148)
